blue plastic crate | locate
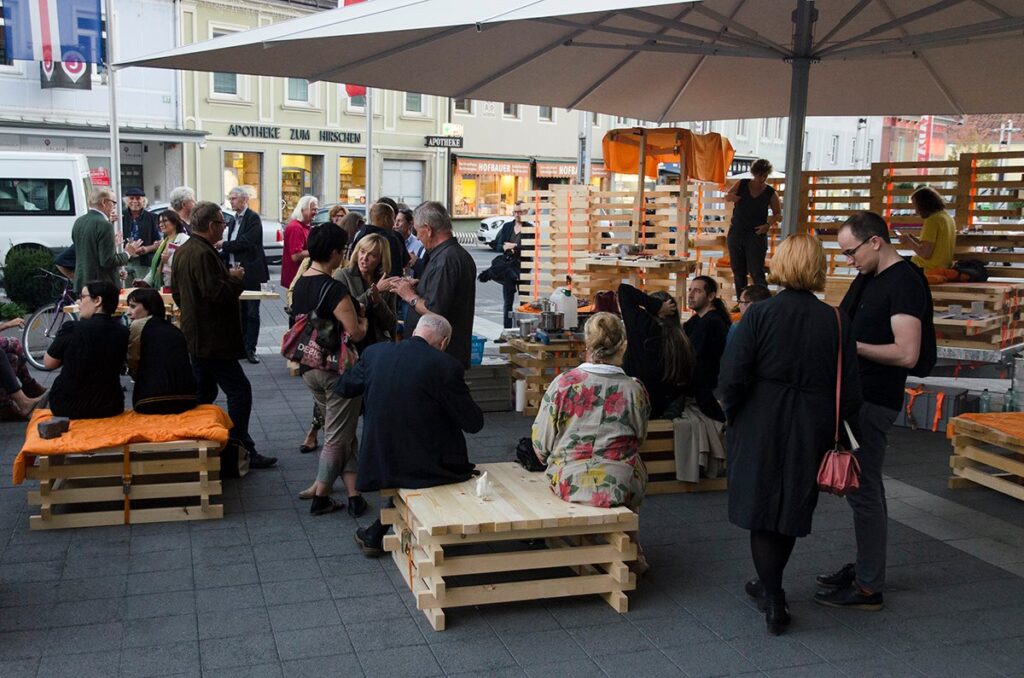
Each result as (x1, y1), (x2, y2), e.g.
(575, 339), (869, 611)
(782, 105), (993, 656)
(470, 335), (485, 365)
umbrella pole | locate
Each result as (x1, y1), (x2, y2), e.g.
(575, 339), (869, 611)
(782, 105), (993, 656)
(637, 128), (646, 250)
(781, 0), (817, 238)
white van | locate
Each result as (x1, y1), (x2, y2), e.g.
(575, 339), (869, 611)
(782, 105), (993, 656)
(0, 152), (93, 265)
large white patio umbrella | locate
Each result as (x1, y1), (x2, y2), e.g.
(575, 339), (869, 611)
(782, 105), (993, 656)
(122, 0), (1024, 234)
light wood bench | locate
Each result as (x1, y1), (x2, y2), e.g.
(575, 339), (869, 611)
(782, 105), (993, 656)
(381, 462), (638, 631)
(639, 420), (728, 495)
(25, 439), (223, 530)
(949, 415), (1024, 502)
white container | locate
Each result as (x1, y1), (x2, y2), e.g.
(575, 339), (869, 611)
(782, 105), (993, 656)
(550, 287), (579, 330)
(515, 379), (526, 412)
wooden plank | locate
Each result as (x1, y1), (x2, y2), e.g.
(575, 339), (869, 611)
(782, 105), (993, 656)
(419, 543), (635, 578)
(951, 466), (1024, 502)
(438, 573), (633, 608)
(28, 480), (223, 506)
(29, 504), (222, 530)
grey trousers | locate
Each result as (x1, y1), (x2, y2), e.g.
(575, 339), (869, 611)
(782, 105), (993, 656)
(847, 401), (898, 593)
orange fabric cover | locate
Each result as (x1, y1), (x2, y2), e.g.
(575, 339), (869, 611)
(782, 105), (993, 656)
(13, 405), (232, 485)
(602, 128), (736, 184)
(949, 412), (1024, 441)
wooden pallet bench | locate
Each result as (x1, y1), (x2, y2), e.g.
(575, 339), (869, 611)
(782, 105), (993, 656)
(381, 462), (638, 631)
(639, 420), (728, 494)
(499, 335), (586, 417)
(25, 439), (223, 530)
(948, 414), (1024, 502)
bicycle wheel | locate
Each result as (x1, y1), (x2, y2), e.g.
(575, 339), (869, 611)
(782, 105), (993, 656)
(22, 302), (67, 371)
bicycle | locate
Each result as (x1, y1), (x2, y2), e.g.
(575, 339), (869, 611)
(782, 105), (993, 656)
(22, 268), (77, 370)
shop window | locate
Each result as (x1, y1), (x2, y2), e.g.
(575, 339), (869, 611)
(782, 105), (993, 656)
(454, 98), (472, 114)
(503, 102), (519, 119)
(0, 179), (75, 214)
(538, 106), (554, 122)
(223, 152), (262, 214)
(405, 92), (425, 115)
(281, 154), (324, 221)
(452, 161), (530, 218)
(338, 155), (367, 206)
(286, 78), (309, 103)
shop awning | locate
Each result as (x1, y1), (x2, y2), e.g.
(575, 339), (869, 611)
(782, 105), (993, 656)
(455, 155), (531, 177)
(602, 128), (734, 184)
(534, 159), (608, 179)
(0, 119), (208, 144)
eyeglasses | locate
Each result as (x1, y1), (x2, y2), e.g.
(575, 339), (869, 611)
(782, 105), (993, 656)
(103, 198), (118, 205)
(841, 237), (873, 258)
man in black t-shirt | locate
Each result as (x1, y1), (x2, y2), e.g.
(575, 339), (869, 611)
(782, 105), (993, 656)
(683, 275), (730, 422)
(816, 211), (931, 612)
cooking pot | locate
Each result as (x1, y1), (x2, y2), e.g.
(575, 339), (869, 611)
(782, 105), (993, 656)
(539, 311), (564, 332)
(518, 317), (539, 339)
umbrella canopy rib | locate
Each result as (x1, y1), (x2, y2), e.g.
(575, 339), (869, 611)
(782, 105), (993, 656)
(816, 0), (969, 57)
(689, 4), (790, 55)
(810, 0), (873, 53)
(824, 16), (1024, 59)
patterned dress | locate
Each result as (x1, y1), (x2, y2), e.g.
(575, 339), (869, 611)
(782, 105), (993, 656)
(532, 364), (650, 510)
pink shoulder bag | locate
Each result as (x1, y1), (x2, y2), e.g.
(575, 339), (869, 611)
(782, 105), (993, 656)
(817, 307), (861, 497)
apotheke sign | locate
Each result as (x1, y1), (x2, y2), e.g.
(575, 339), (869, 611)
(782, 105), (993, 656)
(425, 135), (463, 148)
(227, 125), (361, 144)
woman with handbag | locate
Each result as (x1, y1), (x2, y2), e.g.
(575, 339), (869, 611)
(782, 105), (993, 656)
(719, 234), (863, 635)
(334, 233), (398, 351)
(289, 224), (368, 516)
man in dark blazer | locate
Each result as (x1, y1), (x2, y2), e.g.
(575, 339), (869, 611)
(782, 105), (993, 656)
(222, 187), (270, 363)
(122, 187), (160, 278)
(172, 201), (276, 469)
(337, 314), (483, 556)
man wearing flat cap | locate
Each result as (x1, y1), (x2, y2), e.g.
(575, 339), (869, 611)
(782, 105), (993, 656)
(122, 187), (160, 278)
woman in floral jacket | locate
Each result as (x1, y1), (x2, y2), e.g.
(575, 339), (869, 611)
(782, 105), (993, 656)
(532, 312), (651, 511)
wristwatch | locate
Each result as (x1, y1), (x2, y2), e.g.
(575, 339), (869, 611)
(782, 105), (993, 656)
(410, 296), (420, 308)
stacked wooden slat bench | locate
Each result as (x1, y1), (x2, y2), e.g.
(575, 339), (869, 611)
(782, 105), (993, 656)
(639, 420), (728, 494)
(26, 439), (223, 530)
(932, 282), (1024, 351)
(948, 413), (1024, 502)
(380, 462), (638, 631)
(499, 335), (586, 417)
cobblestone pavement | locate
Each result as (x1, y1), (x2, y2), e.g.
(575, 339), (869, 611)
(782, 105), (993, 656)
(2, 295), (1024, 677)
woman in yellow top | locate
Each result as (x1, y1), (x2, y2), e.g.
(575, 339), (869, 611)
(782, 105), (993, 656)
(900, 186), (956, 270)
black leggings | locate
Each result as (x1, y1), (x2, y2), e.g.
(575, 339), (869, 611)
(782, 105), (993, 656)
(750, 530), (796, 596)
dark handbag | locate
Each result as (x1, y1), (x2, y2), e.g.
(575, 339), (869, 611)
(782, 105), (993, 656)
(817, 307), (861, 496)
(515, 436), (545, 472)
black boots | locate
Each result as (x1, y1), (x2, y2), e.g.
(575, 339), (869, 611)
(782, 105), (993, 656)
(765, 590), (791, 636)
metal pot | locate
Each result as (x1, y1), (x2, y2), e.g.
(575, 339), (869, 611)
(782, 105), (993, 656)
(518, 317), (539, 339)
(539, 311), (564, 332)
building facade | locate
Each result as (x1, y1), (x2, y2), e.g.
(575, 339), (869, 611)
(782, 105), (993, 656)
(180, 0), (447, 222)
(0, 0), (200, 200)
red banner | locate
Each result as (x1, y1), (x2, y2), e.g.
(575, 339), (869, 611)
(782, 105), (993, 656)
(88, 167), (110, 186)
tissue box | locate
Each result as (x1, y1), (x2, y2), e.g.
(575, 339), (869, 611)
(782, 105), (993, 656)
(893, 383), (968, 432)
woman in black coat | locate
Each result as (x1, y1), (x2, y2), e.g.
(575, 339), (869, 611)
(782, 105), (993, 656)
(720, 234), (862, 636)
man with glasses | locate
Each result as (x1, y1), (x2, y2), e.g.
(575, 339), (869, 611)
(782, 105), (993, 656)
(71, 188), (142, 294)
(172, 201), (277, 469)
(815, 211), (932, 611)
(478, 201), (529, 328)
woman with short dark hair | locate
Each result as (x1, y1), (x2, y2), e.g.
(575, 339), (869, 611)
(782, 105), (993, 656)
(44, 280), (129, 419)
(725, 158), (782, 299)
(126, 288), (197, 414)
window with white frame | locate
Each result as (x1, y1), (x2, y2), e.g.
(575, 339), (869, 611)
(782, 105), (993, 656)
(503, 102), (519, 119)
(616, 116), (628, 126)
(736, 119), (748, 138)
(286, 78), (310, 104)
(405, 92), (425, 115)
(538, 105), (554, 122)
(829, 135), (840, 164)
(348, 91), (367, 111)
(592, 112), (600, 126)
(773, 117), (785, 140)
(453, 98), (472, 114)
(761, 118), (771, 139)
(211, 30), (244, 98)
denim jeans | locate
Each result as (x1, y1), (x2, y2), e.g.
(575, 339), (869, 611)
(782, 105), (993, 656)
(193, 357), (256, 452)
(240, 300), (260, 355)
(847, 401), (898, 593)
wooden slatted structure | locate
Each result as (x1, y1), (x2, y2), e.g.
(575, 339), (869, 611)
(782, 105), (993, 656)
(25, 440), (223, 530)
(381, 462), (638, 631)
(949, 415), (1024, 503)
(499, 335), (586, 417)
(639, 420), (727, 495)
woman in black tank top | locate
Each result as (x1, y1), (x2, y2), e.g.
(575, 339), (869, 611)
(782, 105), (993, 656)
(725, 158), (783, 300)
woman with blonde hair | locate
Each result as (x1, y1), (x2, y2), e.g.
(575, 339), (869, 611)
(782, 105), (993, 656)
(720, 233), (863, 635)
(532, 312), (650, 511)
(334, 233), (397, 350)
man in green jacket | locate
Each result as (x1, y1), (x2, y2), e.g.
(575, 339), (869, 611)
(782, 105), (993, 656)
(172, 201), (277, 469)
(71, 188), (142, 294)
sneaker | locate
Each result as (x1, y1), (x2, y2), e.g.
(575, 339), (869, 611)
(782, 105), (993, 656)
(248, 452), (278, 469)
(816, 563), (856, 590)
(347, 495), (369, 518)
(813, 584), (884, 611)
(354, 527), (385, 557)
(744, 578), (767, 611)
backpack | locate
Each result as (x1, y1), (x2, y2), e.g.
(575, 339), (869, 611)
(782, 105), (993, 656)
(953, 259), (989, 283)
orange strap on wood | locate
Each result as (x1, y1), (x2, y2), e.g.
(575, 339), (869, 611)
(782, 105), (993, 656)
(533, 193), (541, 299)
(884, 164), (895, 220)
(566, 192), (574, 276)
(122, 445), (131, 524)
(403, 493), (421, 588)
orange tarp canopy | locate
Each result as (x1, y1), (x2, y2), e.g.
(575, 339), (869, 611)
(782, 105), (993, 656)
(13, 405), (232, 484)
(602, 128), (735, 184)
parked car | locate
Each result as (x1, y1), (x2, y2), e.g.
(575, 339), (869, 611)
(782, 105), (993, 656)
(147, 202), (283, 265)
(0, 152), (93, 265)
(477, 215), (510, 250)
(312, 203), (366, 227)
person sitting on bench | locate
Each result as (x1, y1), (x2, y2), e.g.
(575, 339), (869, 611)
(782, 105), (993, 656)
(337, 314), (483, 557)
(532, 312), (651, 511)
(126, 288), (198, 415)
(44, 280), (129, 419)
